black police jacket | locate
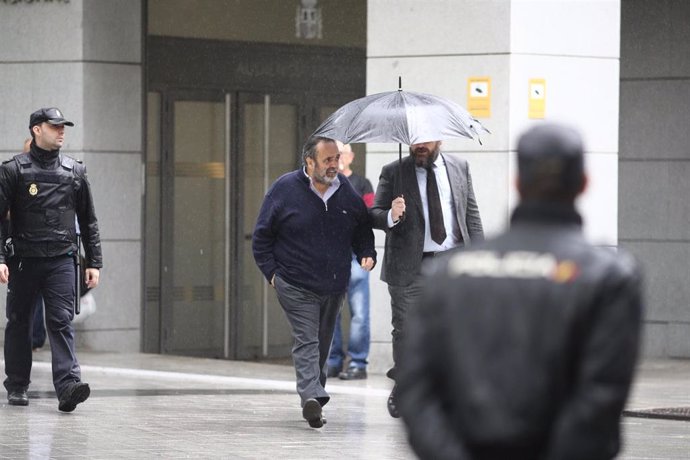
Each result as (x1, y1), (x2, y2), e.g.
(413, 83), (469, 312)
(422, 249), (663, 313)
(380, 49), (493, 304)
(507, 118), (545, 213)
(398, 202), (643, 460)
(0, 145), (103, 268)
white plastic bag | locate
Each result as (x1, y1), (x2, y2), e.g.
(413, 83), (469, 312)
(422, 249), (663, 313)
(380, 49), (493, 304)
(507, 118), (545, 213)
(73, 292), (97, 324)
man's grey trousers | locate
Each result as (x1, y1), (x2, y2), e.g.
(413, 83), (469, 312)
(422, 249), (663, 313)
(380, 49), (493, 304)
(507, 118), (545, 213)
(274, 275), (345, 406)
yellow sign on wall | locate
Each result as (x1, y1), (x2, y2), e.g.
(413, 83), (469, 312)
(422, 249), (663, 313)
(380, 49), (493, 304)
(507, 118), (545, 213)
(528, 78), (546, 119)
(467, 77), (491, 118)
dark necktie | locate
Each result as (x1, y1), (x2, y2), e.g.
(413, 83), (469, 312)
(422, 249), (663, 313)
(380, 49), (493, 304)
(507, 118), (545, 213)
(426, 165), (446, 245)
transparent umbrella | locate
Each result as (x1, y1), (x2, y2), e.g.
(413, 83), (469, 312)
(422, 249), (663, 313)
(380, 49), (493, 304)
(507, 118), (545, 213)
(312, 89), (488, 146)
(312, 87), (488, 193)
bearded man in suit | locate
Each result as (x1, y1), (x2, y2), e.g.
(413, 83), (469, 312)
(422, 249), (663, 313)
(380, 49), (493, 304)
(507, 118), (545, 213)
(370, 140), (484, 418)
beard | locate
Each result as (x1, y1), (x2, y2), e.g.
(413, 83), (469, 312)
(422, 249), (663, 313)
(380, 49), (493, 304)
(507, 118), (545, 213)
(411, 144), (441, 168)
(313, 167), (338, 185)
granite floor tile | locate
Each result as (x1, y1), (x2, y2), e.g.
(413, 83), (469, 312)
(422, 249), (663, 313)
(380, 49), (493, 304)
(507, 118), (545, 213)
(0, 350), (688, 459)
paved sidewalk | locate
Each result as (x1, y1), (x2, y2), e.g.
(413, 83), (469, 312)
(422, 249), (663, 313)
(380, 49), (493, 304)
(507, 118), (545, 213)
(0, 349), (688, 459)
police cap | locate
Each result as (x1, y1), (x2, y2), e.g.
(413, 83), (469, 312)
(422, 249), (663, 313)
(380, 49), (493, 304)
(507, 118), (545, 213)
(29, 107), (74, 128)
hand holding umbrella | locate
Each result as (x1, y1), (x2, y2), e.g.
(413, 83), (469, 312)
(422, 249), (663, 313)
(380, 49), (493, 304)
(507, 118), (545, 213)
(390, 196), (406, 223)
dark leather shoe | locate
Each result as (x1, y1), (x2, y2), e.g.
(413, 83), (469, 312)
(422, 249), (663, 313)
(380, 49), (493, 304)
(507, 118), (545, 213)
(58, 382), (90, 413)
(387, 385), (400, 418)
(339, 367), (367, 380)
(8, 390), (29, 406)
(326, 366), (341, 378)
(302, 398), (324, 428)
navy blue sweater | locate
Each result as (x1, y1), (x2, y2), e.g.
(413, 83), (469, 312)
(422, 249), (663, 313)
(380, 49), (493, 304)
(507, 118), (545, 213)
(252, 169), (376, 295)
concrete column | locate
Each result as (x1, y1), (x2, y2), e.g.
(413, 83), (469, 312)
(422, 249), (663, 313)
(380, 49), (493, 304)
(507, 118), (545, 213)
(0, 0), (143, 351)
(366, 0), (621, 373)
(620, 0), (690, 358)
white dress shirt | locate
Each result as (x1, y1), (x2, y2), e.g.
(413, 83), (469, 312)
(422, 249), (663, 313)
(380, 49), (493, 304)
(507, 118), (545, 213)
(387, 153), (461, 252)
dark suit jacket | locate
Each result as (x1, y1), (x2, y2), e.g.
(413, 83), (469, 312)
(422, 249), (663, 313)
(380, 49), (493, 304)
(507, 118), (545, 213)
(370, 153), (483, 286)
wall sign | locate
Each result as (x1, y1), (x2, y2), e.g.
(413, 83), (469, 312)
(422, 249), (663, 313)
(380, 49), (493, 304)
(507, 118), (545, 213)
(467, 77), (491, 118)
(528, 78), (546, 119)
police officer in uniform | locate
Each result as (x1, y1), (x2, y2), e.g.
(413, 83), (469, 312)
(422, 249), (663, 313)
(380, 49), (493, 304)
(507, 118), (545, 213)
(398, 123), (643, 460)
(0, 107), (102, 412)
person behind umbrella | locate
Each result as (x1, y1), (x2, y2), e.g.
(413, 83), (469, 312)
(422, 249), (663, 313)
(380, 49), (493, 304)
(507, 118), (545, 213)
(252, 136), (376, 428)
(370, 140), (484, 418)
(326, 143), (375, 381)
(398, 123), (643, 460)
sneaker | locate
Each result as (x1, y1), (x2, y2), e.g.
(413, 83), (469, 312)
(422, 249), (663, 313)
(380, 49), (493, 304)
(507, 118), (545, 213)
(302, 398), (324, 428)
(339, 367), (367, 380)
(8, 390), (29, 406)
(58, 382), (90, 413)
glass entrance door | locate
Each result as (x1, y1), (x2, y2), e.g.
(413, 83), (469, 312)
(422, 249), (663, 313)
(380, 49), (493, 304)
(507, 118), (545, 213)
(235, 92), (299, 359)
(159, 92), (229, 358)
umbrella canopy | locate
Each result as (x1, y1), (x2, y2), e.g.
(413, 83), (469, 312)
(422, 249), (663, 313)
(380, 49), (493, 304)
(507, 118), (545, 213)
(312, 90), (488, 145)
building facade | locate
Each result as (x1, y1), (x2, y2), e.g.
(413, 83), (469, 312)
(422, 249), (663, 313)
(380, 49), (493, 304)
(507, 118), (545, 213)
(0, 0), (688, 371)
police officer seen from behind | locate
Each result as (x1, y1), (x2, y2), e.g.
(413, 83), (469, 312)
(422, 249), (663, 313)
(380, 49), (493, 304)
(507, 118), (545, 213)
(398, 123), (643, 460)
(0, 107), (102, 412)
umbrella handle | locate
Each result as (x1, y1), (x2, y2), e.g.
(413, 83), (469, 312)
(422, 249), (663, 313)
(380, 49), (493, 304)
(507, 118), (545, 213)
(396, 143), (406, 219)
(392, 193), (405, 222)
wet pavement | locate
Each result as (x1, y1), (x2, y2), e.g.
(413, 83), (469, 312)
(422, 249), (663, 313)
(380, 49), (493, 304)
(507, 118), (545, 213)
(0, 348), (688, 459)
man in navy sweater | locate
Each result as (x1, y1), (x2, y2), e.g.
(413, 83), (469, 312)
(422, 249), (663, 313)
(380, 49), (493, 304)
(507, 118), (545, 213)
(252, 136), (376, 428)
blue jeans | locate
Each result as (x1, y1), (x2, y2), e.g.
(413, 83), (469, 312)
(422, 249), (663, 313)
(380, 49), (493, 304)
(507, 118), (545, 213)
(328, 256), (370, 370)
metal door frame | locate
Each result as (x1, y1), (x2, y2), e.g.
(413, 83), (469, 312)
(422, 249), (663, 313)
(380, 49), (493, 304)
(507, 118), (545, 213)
(159, 88), (232, 357)
(234, 91), (305, 359)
